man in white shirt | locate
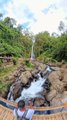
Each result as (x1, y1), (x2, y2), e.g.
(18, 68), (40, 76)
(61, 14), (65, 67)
(13, 100), (34, 120)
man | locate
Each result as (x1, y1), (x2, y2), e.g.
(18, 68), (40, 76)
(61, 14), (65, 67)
(13, 100), (34, 120)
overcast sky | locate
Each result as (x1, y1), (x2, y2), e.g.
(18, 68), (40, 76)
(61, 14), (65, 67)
(0, 0), (67, 34)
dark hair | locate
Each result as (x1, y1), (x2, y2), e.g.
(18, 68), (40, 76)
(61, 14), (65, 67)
(18, 100), (25, 108)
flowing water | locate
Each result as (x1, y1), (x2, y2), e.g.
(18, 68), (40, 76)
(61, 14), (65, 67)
(7, 66), (52, 103)
(30, 36), (35, 60)
(15, 74), (46, 102)
(7, 85), (14, 101)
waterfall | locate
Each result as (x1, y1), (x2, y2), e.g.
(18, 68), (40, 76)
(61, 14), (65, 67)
(15, 74), (46, 102)
(30, 36), (35, 60)
(7, 85), (14, 101)
(46, 65), (52, 72)
(15, 66), (52, 103)
(6, 85), (14, 107)
(7, 65), (52, 104)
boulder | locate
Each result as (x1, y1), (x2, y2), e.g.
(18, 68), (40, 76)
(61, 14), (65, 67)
(46, 90), (57, 101)
(51, 67), (60, 71)
(48, 71), (65, 92)
(20, 71), (32, 84)
(31, 69), (39, 78)
(13, 82), (22, 99)
(47, 67), (67, 107)
(34, 61), (46, 71)
(38, 63), (46, 71)
(63, 69), (67, 83)
(50, 91), (67, 106)
(34, 97), (45, 107)
(61, 91), (67, 103)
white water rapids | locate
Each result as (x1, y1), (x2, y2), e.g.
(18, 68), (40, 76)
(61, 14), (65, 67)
(15, 74), (46, 102)
(7, 65), (52, 103)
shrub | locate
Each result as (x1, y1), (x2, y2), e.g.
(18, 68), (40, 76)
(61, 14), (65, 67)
(0, 59), (3, 66)
(25, 60), (34, 68)
(12, 57), (17, 65)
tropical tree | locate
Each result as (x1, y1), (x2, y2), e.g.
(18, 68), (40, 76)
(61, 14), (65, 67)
(0, 13), (3, 21)
(4, 17), (16, 28)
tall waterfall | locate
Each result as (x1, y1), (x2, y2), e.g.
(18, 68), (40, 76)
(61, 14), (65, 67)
(30, 36), (35, 60)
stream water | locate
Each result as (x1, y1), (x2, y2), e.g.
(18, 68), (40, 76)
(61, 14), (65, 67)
(7, 65), (52, 104)
(30, 36), (35, 60)
(15, 74), (46, 102)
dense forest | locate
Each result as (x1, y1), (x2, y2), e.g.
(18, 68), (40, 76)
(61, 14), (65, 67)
(0, 16), (32, 58)
(0, 15), (67, 63)
(34, 22), (67, 62)
(0, 16), (33, 94)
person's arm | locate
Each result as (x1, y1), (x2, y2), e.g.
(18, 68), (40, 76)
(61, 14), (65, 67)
(29, 100), (33, 109)
(13, 109), (17, 117)
(13, 108), (18, 118)
(26, 109), (34, 120)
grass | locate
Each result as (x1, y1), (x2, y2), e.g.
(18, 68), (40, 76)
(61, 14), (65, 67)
(0, 62), (20, 95)
(0, 63), (19, 78)
(0, 82), (9, 92)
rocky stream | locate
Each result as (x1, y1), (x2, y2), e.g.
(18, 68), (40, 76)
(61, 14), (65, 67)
(6, 61), (67, 107)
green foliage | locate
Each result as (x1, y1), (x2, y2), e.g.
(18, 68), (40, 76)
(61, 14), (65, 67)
(35, 31), (67, 62)
(0, 17), (32, 58)
(0, 81), (8, 92)
(34, 31), (51, 57)
(0, 16), (67, 62)
(25, 60), (34, 68)
(12, 57), (17, 65)
(51, 34), (67, 61)
(0, 59), (2, 66)
(0, 66), (17, 93)
(3, 17), (16, 28)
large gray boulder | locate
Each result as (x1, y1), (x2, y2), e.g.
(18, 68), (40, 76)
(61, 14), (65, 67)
(20, 71), (32, 84)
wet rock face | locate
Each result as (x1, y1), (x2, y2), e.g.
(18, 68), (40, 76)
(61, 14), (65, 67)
(12, 82), (23, 100)
(42, 79), (51, 91)
(47, 66), (67, 106)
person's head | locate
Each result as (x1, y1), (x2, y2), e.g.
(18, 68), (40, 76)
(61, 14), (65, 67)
(17, 100), (25, 109)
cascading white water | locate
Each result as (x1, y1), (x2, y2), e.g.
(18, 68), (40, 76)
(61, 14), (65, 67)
(46, 65), (52, 72)
(7, 65), (52, 103)
(7, 85), (14, 101)
(30, 36), (35, 60)
(15, 74), (46, 102)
